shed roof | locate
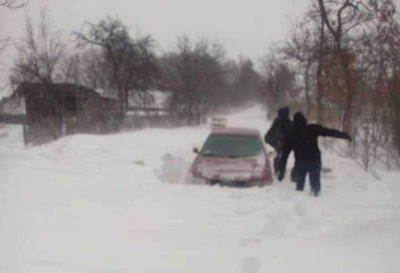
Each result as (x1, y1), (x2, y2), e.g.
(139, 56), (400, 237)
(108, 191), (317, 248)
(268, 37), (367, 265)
(13, 82), (115, 102)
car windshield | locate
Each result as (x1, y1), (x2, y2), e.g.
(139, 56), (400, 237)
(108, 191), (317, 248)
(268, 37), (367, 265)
(200, 134), (262, 158)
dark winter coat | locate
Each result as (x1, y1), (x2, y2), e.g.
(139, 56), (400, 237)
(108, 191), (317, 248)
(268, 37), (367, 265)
(297, 124), (350, 163)
(264, 107), (292, 151)
(278, 112), (351, 180)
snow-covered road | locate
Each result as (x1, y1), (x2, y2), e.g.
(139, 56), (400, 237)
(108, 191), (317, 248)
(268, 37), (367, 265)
(1, 105), (399, 273)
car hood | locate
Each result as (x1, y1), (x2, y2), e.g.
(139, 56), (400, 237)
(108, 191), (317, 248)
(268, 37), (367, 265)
(192, 155), (265, 181)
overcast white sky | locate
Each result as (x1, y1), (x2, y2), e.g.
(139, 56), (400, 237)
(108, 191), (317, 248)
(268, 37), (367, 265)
(0, 0), (308, 94)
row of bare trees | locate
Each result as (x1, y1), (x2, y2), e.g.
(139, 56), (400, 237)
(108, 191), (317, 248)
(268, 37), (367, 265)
(159, 37), (229, 124)
(8, 11), (264, 126)
(260, 0), (400, 169)
(3, 1), (400, 168)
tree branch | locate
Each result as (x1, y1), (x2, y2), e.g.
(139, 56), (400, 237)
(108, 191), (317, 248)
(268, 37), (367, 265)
(0, 37), (10, 53)
(0, 0), (28, 9)
(317, 0), (338, 38)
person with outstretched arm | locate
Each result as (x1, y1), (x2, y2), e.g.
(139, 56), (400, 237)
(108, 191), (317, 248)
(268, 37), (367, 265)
(278, 112), (351, 196)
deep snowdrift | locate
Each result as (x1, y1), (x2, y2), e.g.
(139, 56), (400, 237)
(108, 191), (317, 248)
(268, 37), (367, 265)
(1, 105), (399, 273)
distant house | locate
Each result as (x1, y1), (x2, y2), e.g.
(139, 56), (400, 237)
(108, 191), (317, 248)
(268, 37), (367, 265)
(0, 82), (119, 145)
(125, 90), (172, 128)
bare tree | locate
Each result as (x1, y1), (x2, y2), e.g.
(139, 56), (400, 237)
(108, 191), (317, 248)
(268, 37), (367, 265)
(225, 57), (261, 108)
(57, 52), (81, 84)
(74, 17), (130, 121)
(0, 0), (27, 9)
(160, 36), (227, 125)
(74, 16), (159, 123)
(284, 27), (318, 118)
(287, 3), (351, 125)
(0, 37), (10, 53)
(356, 0), (400, 167)
(260, 47), (297, 117)
(14, 9), (64, 84)
(0, 0), (28, 55)
(77, 48), (109, 90)
(119, 36), (159, 110)
(317, 0), (374, 133)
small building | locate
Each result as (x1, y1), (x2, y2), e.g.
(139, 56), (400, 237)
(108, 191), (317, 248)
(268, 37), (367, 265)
(0, 82), (119, 145)
(125, 90), (171, 128)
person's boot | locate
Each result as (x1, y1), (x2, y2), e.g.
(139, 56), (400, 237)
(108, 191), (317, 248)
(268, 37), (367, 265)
(310, 190), (320, 197)
(290, 167), (299, 183)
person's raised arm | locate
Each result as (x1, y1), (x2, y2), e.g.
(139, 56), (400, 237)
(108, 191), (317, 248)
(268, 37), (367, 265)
(316, 125), (351, 141)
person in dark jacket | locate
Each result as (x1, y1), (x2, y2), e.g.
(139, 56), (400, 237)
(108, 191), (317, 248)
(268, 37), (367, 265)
(278, 112), (351, 196)
(264, 107), (293, 177)
(277, 119), (301, 184)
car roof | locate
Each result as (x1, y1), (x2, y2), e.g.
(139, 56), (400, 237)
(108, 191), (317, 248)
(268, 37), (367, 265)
(211, 127), (260, 136)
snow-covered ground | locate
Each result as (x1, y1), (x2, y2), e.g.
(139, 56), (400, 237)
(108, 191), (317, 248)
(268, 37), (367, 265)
(1, 105), (399, 273)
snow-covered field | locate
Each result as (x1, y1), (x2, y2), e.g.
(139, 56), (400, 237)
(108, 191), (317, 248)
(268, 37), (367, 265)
(1, 105), (399, 273)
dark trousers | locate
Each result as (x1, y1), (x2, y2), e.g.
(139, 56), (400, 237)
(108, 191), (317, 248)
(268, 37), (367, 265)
(273, 155), (280, 174)
(273, 148), (282, 175)
(296, 162), (321, 195)
(290, 165), (300, 183)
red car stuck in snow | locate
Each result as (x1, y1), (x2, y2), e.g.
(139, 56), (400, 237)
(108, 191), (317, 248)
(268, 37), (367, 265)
(187, 127), (273, 187)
